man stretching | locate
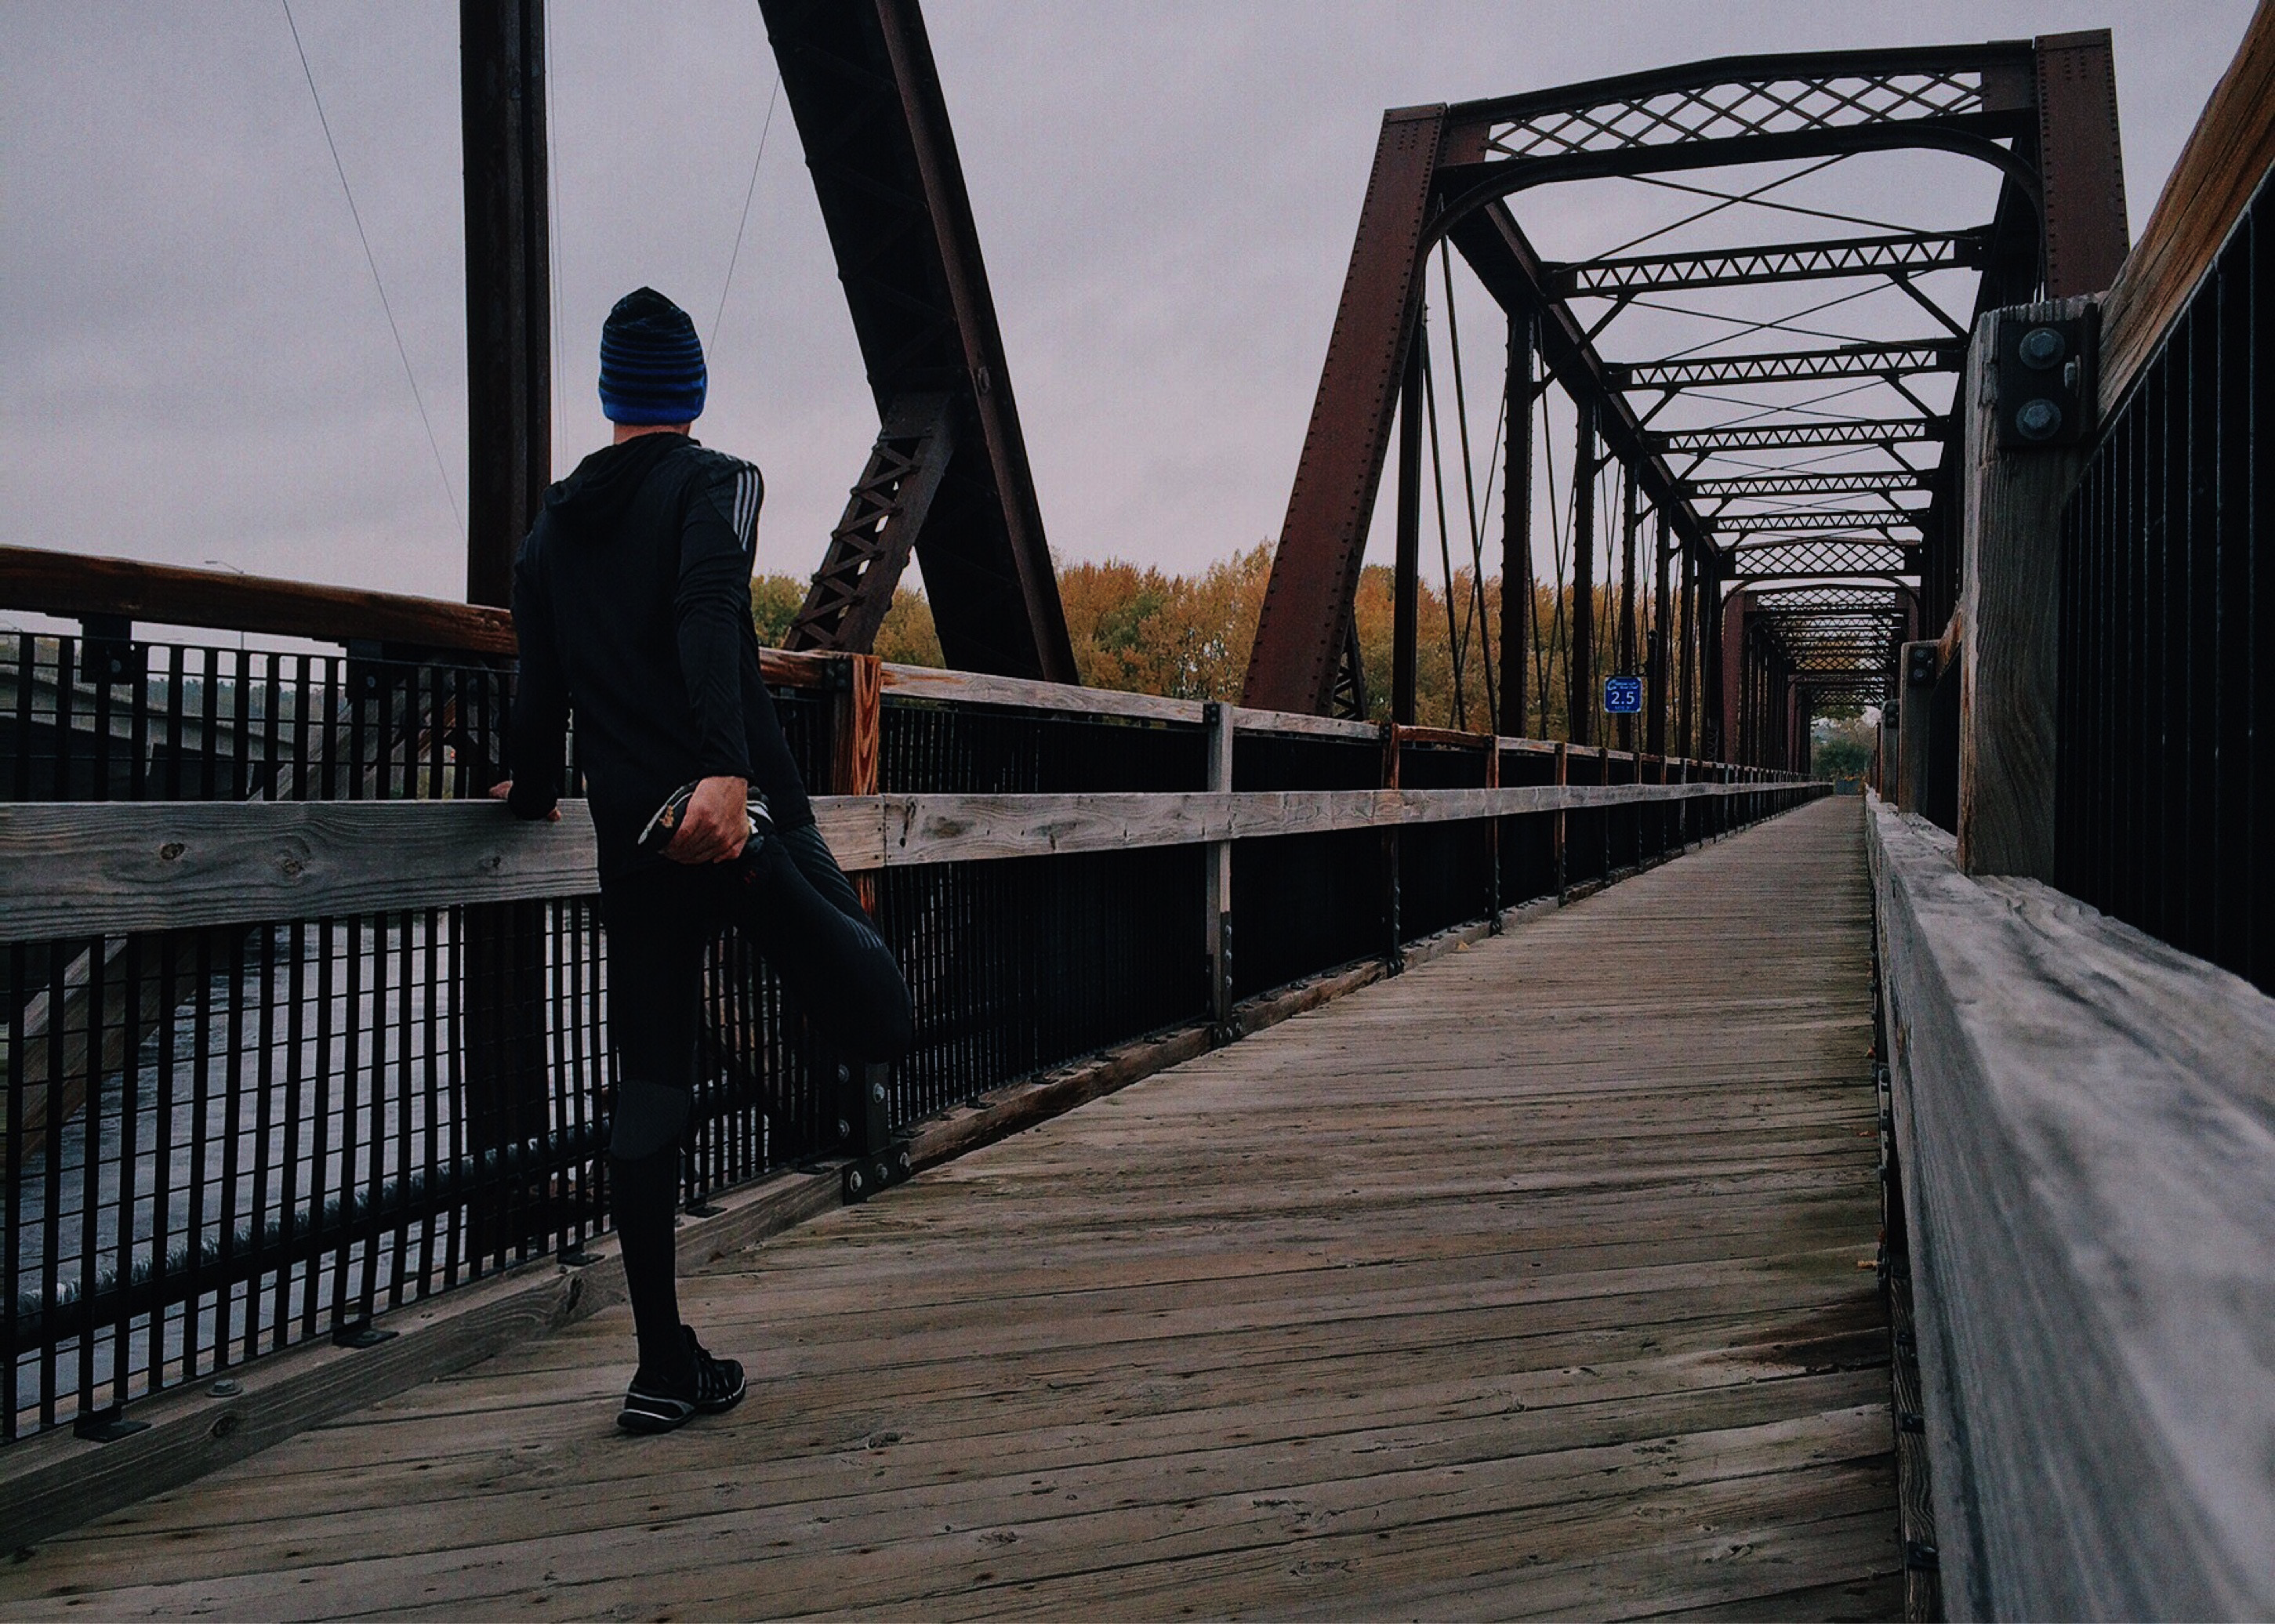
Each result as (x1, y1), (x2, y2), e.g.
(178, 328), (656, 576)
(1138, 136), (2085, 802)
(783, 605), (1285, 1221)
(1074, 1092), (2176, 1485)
(495, 287), (913, 1433)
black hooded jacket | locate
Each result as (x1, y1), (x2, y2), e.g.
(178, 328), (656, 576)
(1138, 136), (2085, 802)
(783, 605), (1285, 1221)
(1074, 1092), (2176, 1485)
(506, 433), (812, 878)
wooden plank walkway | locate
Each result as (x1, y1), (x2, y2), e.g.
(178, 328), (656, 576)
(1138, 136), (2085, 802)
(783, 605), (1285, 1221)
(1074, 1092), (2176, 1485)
(0, 796), (1895, 1620)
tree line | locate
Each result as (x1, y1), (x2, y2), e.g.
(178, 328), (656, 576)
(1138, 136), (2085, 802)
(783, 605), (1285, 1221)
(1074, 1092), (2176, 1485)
(752, 546), (1704, 742)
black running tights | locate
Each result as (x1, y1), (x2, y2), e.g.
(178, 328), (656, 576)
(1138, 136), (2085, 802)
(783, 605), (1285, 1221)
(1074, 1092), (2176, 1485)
(600, 822), (913, 1379)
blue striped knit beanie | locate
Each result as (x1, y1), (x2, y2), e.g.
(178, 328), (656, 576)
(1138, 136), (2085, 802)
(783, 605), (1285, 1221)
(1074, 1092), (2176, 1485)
(597, 287), (706, 425)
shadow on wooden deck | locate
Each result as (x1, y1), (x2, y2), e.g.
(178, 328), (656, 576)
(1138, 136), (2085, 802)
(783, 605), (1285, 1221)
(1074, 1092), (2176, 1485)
(0, 797), (1896, 1621)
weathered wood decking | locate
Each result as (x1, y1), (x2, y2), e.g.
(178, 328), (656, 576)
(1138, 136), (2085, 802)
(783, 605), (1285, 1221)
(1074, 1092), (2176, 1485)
(0, 796), (1893, 1620)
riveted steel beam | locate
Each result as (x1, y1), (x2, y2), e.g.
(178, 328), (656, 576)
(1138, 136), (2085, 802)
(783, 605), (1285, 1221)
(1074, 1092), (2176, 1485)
(2035, 31), (2129, 296)
(1244, 107), (1446, 716)
(762, 0), (1076, 682)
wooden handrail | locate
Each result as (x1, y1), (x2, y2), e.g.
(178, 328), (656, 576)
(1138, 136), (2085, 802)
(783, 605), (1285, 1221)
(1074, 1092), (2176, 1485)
(0, 543), (1754, 772)
(0, 545), (517, 656)
(1868, 795), (2275, 1618)
(2099, 0), (2275, 411)
(0, 780), (1817, 942)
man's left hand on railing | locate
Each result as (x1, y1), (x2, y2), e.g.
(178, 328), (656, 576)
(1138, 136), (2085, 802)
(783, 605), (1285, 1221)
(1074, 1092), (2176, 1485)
(486, 780), (561, 822)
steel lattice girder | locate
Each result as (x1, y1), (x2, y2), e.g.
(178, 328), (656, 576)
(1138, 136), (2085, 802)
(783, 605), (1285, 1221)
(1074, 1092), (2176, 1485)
(1709, 509), (1927, 535)
(760, 0), (1076, 682)
(1651, 417), (1948, 452)
(1450, 44), (2033, 162)
(1755, 617), (1907, 639)
(786, 393), (956, 654)
(1738, 600), (1902, 677)
(1685, 470), (1935, 498)
(1431, 45), (2045, 209)
(1547, 229), (1990, 297)
(1747, 584), (1913, 615)
(1727, 538), (1921, 575)
(1609, 341), (1965, 390)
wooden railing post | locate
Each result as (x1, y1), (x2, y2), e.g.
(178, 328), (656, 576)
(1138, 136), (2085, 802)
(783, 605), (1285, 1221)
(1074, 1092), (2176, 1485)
(1552, 741), (1569, 898)
(1381, 723), (1404, 970)
(1484, 738), (1503, 933)
(1958, 297), (2099, 879)
(819, 651), (897, 1196)
(1595, 749), (1612, 878)
(1651, 754), (1667, 862)
(1203, 702), (1235, 1037)
(829, 653), (884, 914)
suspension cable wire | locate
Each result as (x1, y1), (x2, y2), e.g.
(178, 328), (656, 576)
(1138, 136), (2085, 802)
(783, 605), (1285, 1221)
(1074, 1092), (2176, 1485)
(1630, 170), (1933, 237)
(1438, 247), (1496, 731)
(1703, 444), (1893, 476)
(1527, 398), (1554, 737)
(1463, 373), (1510, 730)
(1686, 379), (1894, 419)
(1627, 281), (1892, 359)
(1421, 319), (1468, 730)
(711, 63), (783, 353)
(281, 0), (463, 538)
(1595, 155), (1849, 259)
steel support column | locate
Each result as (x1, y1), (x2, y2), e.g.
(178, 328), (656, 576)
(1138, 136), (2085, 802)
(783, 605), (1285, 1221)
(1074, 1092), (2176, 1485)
(2035, 30), (2130, 296)
(1616, 462), (1640, 752)
(1392, 339), (1424, 725)
(1647, 511), (1671, 757)
(1674, 533), (1696, 759)
(1569, 405), (1598, 745)
(1501, 306), (1537, 738)
(1718, 583), (1752, 763)
(461, 0), (550, 610)
(459, 0), (552, 1265)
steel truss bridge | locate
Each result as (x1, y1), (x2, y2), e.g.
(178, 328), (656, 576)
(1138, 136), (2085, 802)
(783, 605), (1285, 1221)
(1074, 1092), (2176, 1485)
(2, 5), (2271, 1621)
(1232, 34), (2128, 768)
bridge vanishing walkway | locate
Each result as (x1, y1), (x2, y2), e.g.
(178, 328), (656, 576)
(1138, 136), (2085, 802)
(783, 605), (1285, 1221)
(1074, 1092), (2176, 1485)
(0, 798), (1893, 1620)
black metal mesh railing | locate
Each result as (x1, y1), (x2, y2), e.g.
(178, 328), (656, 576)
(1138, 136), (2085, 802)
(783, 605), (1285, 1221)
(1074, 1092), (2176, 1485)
(2, 630), (1816, 1440)
(2057, 175), (2275, 995)
(1399, 741), (1494, 942)
(1230, 731), (1385, 998)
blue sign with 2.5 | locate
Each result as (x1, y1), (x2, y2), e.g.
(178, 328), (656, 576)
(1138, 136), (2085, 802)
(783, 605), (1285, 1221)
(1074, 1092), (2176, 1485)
(1602, 676), (1643, 714)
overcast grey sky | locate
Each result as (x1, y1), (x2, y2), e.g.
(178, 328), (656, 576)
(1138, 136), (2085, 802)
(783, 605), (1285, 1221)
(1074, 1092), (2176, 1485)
(2, 2), (2256, 611)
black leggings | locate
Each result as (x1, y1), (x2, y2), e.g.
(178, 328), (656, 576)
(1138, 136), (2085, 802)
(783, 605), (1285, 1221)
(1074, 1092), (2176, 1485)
(598, 823), (912, 1380)
(601, 821), (913, 1153)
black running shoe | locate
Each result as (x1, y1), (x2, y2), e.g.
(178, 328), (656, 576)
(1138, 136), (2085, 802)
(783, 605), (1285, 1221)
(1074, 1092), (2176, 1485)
(638, 781), (774, 857)
(617, 1325), (747, 1434)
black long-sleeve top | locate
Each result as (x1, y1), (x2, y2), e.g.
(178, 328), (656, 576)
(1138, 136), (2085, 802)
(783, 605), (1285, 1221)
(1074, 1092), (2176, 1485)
(506, 433), (812, 878)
